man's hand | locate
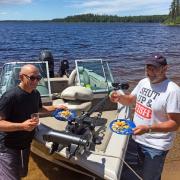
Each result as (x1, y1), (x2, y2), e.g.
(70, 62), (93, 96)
(109, 91), (121, 103)
(54, 104), (68, 110)
(41, 104), (68, 113)
(133, 125), (149, 135)
(21, 119), (39, 132)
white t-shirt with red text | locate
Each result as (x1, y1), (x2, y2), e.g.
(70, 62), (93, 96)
(131, 78), (180, 151)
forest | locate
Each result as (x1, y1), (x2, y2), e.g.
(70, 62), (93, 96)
(52, 14), (168, 23)
(52, 0), (180, 25)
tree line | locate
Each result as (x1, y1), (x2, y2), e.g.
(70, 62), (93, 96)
(52, 14), (168, 23)
(165, 0), (180, 24)
(52, 1), (180, 25)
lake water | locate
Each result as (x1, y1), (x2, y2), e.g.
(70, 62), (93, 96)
(0, 22), (179, 86)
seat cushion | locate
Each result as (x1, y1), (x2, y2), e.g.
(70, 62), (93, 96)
(61, 86), (93, 101)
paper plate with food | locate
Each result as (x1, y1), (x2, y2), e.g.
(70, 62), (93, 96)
(109, 119), (136, 135)
(53, 109), (76, 122)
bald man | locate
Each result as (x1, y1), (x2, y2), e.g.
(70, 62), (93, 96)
(0, 64), (64, 180)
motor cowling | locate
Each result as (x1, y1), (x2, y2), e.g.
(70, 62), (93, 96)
(39, 50), (54, 77)
(59, 59), (69, 77)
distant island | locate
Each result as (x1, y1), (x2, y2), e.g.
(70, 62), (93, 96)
(51, 14), (168, 23)
(0, 14), (168, 23)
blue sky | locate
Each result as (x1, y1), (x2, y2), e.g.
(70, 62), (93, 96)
(0, 0), (172, 20)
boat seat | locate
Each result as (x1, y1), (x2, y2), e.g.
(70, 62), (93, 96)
(67, 69), (77, 86)
(78, 67), (90, 87)
(53, 86), (93, 115)
(67, 67), (90, 88)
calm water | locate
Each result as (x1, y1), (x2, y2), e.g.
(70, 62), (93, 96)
(0, 22), (179, 85)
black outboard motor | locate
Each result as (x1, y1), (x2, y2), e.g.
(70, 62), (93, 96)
(43, 131), (91, 158)
(39, 50), (54, 78)
(59, 59), (69, 77)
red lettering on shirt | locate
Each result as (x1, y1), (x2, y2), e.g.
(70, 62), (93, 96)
(135, 102), (152, 119)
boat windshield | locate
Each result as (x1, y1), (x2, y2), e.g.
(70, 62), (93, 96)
(75, 59), (114, 93)
(0, 62), (51, 97)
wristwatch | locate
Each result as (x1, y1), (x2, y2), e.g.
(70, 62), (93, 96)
(148, 125), (152, 133)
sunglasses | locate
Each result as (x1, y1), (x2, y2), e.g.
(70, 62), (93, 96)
(23, 74), (42, 81)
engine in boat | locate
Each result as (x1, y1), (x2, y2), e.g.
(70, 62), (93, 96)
(43, 99), (104, 159)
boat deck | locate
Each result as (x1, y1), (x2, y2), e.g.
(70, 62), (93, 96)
(32, 105), (130, 180)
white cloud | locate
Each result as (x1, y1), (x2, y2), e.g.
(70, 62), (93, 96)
(0, 0), (32, 4)
(71, 0), (171, 15)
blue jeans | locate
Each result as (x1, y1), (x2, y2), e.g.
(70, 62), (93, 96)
(121, 138), (168, 180)
(137, 143), (168, 180)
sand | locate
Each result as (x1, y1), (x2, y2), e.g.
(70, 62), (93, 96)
(162, 130), (180, 180)
(22, 153), (93, 180)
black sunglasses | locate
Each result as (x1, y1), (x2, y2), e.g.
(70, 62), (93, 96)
(23, 74), (42, 81)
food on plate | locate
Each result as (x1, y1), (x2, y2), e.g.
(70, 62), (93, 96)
(59, 110), (71, 118)
(111, 120), (129, 133)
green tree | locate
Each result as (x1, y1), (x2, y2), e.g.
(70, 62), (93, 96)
(169, 0), (175, 20)
(176, 0), (180, 16)
(169, 0), (180, 20)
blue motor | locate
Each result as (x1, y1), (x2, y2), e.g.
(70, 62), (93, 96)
(39, 50), (54, 77)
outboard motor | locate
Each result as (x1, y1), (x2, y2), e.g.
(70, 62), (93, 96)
(39, 50), (54, 78)
(43, 131), (91, 158)
(59, 59), (69, 77)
